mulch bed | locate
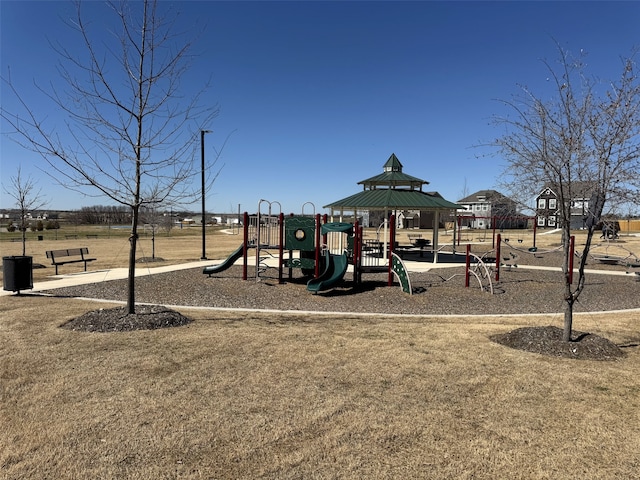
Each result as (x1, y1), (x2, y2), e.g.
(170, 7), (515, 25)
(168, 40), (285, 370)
(490, 326), (625, 361)
(60, 304), (192, 332)
(46, 250), (638, 360)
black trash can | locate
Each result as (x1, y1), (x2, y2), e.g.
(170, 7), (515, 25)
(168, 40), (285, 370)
(3, 256), (33, 293)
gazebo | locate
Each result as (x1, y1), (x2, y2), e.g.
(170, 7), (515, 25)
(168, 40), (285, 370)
(323, 153), (461, 262)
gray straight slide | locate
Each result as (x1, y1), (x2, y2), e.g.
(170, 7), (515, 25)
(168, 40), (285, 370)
(203, 244), (252, 275)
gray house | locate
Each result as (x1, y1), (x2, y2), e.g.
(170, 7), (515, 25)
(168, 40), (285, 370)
(456, 190), (520, 229)
(535, 182), (595, 229)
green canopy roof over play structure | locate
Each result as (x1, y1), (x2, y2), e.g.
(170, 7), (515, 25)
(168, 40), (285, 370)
(323, 153), (461, 211)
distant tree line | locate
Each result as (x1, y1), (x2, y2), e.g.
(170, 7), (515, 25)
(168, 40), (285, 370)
(75, 205), (131, 225)
(74, 205), (191, 227)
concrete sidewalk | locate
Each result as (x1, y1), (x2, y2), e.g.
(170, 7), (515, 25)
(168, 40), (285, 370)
(3, 254), (632, 297)
(1, 253), (445, 297)
(1, 259), (214, 296)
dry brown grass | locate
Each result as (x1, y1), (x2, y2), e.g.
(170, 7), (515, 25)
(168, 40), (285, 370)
(1, 226), (243, 283)
(1, 294), (639, 479)
(4, 226), (640, 284)
(3, 226), (640, 477)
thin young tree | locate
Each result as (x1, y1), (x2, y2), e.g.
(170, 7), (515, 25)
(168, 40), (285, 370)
(1, 0), (218, 313)
(493, 44), (640, 341)
(3, 167), (48, 256)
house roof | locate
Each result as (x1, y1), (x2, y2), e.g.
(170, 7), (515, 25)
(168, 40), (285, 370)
(538, 181), (596, 199)
(458, 189), (510, 204)
(357, 153), (428, 190)
(323, 188), (461, 210)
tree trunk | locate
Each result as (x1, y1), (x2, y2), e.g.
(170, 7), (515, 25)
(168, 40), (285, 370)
(563, 296), (574, 342)
(127, 208), (139, 314)
(561, 223), (574, 342)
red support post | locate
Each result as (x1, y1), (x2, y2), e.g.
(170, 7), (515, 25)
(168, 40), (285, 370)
(315, 214), (321, 278)
(278, 212), (284, 284)
(358, 225), (364, 284)
(242, 212), (249, 280)
(492, 217), (496, 249)
(495, 233), (501, 282)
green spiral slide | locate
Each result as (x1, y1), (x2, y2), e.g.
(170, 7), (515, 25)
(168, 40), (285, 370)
(306, 250), (349, 293)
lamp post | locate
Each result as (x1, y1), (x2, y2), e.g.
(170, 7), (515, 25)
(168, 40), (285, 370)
(201, 129), (212, 260)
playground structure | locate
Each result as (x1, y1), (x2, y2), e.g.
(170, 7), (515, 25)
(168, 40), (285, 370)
(202, 203), (522, 295)
(203, 201), (415, 294)
(492, 230), (640, 283)
(206, 198), (563, 295)
(204, 201), (640, 295)
(584, 236), (640, 277)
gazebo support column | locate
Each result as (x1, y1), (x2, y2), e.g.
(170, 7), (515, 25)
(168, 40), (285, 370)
(433, 210), (440, 263)
(383, 209), (389, 262)
(453, 211), (458, 254)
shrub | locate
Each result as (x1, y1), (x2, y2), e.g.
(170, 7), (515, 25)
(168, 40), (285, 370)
(7, 223), (16, 232)
(36, 220), (44, 231)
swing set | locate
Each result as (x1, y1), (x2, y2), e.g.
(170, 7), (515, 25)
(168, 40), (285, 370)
(455, 215), (537, 250)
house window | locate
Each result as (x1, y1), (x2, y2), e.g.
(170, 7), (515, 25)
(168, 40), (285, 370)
(482, 204), (488, 211)
(548, 216), (556, 227)
(538, 198), (546, 209)
(549, 198), (557, 210)
(537, 216), (546, 227)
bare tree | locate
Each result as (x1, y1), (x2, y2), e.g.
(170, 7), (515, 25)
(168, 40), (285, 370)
(493, 44), (640, 341)
(1, 0), (218, 313)
(3, 167), (48, 256)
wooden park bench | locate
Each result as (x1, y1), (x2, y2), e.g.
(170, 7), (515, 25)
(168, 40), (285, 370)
(45, 247), (97, 275)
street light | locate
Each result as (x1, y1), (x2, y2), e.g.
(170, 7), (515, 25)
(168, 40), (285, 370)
(201, 129), (212, 260)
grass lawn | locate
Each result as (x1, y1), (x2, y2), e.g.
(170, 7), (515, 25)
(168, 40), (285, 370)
(1, 295), (639, 479)
(1, 228), (639, 478)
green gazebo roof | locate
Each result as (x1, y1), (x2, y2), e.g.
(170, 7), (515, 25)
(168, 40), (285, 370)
(358, 153), (428, 190)
(324, 153), (460, 211)
(323, 188), (461, 210)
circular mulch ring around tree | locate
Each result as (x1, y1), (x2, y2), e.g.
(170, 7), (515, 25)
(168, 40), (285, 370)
(490, 326), (625, 361)
(60, 305), (192, 332)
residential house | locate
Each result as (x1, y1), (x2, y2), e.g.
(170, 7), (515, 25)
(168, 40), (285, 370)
(456, 190), (521, 229)
(535, 186), (559, 229)
(535, 182), (595, 229)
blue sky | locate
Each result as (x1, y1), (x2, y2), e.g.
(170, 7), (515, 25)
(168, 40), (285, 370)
(2, 1), (639, 215)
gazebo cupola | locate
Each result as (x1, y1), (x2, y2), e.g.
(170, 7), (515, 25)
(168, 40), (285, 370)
(358, 153), (428, 192)
(384, 154), (403, 173)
